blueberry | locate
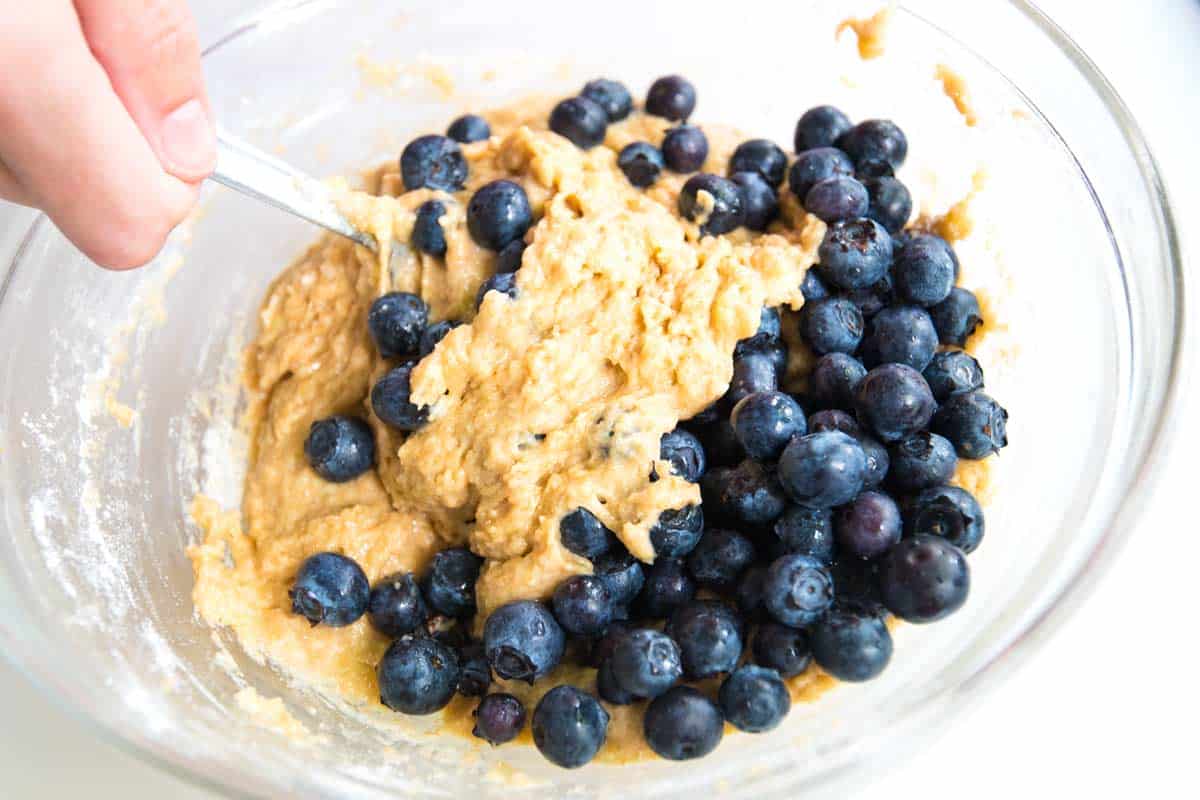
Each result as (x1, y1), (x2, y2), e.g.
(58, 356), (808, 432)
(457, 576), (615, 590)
(289, 552), (369, 627)
(752, 622), (813, 678)
(617, 142), (665, 188)
(418, 319), (460, 357)
(794, 105), (853, 151)
(880, 535), (970, 622)
(922, 350), (984, 402)
(592, 549), (646, 607)
(400, 134), (468, 192)
(855, 158), (894, 179)
(588, 620), (634, 668)
(679, 173), (746, 236)
(660, 428), (706, 482)
(694, 423), (745, 469)
(662, 125), (709, 172)
(304, 416), (375, 483)
(777, 431), (866, 508)
(788, 147), (855, 200)
(411, 200), (448, 256)
(888, 432), (957, 493)
(494, 239), (526, 274)
(807, 408), (859, 435)
(649, 504), (704, 558)
(799, 297), (864, 356)
(836, 119), (908, 170)
(368, 291), (429, 358)
(637, 558), (696, 619)
(729, 139), (788, 187)
(905, 485), (985, 554)
(719, 665), (790, 733)
(736, 565), (769, 621)
(773, 505), (835, 562)
(930, 287), (983, 346)
(859, 305), (939, 372)
(723, 351), (780, 411)
(549, 95), (609, 149)
(931, 390), (1008, 459)
(552, 575), (615, 636)
(743, 305), (783, 343)
(532, 685), (610, 768)
(835, 490), (902, 560)
(894, 235), (956, 307)
(424, 547), (483, 618)
(447, 114), (491, 144)
(581, 78), (633, 121)
(843, 272), (894, 319)
(810, 607), (893, 681)
(377, 636), (461, 714)
(609, 628), (682, 698)
(645, 75), (697, 121)
(666, 600), (743, 678)
(472, 693), (526, 745)
(731, 171), (780, 231)
(559, 507), (617, 560)
(596, 659), (636, 704)
(811, 353), (867, 412)
(643, 686), (724, 761)
(857, 434), (891, 489)
(686, 529), (757, 592)
(731, 391), (807, 461)
(864, 176), (912, 233)
(474, 271), (519, 309)
(829, 557), (886, 615)
(467, 180), (532, 250)
(817, 218), (893, 290)
(762, 553), (835, 627)
(367, 572), (428, 637)
(483, 600), (566, 682)
(804, 176), (869, 223)
(700, 459), (788, 527)
(854, 364), (936, 443)
(801, 268), (830, 302)
(457, 642), (491, 697)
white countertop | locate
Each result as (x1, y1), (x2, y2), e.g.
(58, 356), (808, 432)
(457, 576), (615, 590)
(2, 0), (1196, 796)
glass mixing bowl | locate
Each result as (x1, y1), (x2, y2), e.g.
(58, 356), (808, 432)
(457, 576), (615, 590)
(0, 0), (1184, 797)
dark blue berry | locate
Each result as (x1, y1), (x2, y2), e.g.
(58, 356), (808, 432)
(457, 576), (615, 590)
(930, 287), (983, 346)
(889, 432), (957, 493)
(597, 659), (636, 705)
(788, 147), (854, 199)
(799, 297), (864, 355)
(807, 408), (859, 435)
(411, 200), (448, 256)
(829, 557), (886, 615)
(610, 628), (682, 698)
(880, 535), (970, 622)
(811, 352), (867, 411)
(810, 607), (892, 681)
(645, 75), (696, 121)
(835, 490), (901, 559)
(843, 271), (894, 319)
(581, 78), (633, 121)
(694, 422), (745, 468)
(700, 459), (788, 527)
(894, 235), (956, 307)
(931, 390), (1008, 459)
(418, 319), (460, 357)
(400, 134), (468, 192)
(723, 351), (780, 411)
(922, 350), (984, 402)
(457, 642), (491, 697)
(475, 271), (519, 310)
(662, 125), (709, 172)
(801, 268), (830, 302)
(592, 549), (645, 607)
(736, 565), (769, 621)
(859, 305), (939, 371)
(794, 105), (853, 151)
(494, 239), (526, 274)
(549, 95), (608, 149)
(752, 622), (812, 678)
(424, 547), (482, 618)
(367, 572), (428, 637)
(559, 507), (616, 560)
(817, 218), (893, 290)
(854, 363), (936, 443)
(447, 114), (491, 143)
(856, 158), (894, 179)
(905, 485), (985, 554)
(532, 685), (609, 768)
(649, 504), (704, 558)
(378, 636), (460, 714)
(660, 428), (706, 482)
(289, 552), (369, 627)
(643, 686), (723, 761)
(472, 693), (526, 745)
(731, 390), (807, 461)
(667, 600), (743, 679)
(763, 553), (835, 627)
(731, 171), (780, 231)
(858, 434), (891, 489)
(686, 529), (756, 592)
(773, 505), (835, 562)
(617, 142), (664, 188)
(836, 119), (908, 170)
(368, 291), (429, 358)
(864, 176), (912, 233)
(719, 665), (790, 733)
(730, 139), (788, 186)
(467, 180), (532, 250)
(743, 305), (783, 343)
(304, 416), (375, 482)
(637, 558), (695, 619)
(679, 173), (745, 236)
(778, 430), (866, 508)
(804, 176), (869, 223)
(552, 575), (615, 636)
(483, 600), (566, 682)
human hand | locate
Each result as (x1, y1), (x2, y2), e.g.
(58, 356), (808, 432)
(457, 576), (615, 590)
(0, 1), (214, 269)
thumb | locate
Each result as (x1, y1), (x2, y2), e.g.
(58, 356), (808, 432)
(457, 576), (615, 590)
(75, 0), (215, 184)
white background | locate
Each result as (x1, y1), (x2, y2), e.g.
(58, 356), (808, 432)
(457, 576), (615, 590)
(1, 0), (1197, 796)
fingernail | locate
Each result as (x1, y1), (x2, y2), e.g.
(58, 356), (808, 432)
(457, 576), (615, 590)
(160, 99), (216, 181)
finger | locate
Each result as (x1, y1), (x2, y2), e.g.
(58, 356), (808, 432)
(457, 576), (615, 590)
(75, 0), (215, 184)
(0, 2), (198, 269)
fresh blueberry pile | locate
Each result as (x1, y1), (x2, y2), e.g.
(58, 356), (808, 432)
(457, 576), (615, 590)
(291, 77), (1009, 768)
